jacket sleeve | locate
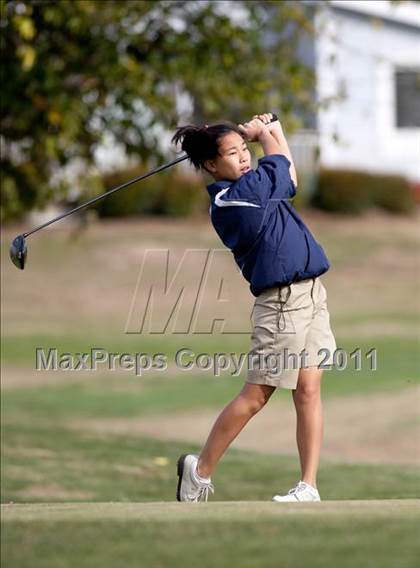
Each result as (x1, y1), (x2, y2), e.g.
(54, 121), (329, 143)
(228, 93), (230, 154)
(253, 154), (297, 202)
(215, 154), (296, 209)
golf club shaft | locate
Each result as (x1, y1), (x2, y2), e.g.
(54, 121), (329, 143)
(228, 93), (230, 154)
(23, 154), (188, 238)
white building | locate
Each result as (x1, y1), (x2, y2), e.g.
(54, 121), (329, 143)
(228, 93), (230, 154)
(91, 0), (420, 188)
(309, 0), (420, 183)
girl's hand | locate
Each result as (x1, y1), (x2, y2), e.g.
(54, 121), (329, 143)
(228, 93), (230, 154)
(238, 118), (269, 142)
(252, 113), (284, 136)
(252, 113), (274, 124)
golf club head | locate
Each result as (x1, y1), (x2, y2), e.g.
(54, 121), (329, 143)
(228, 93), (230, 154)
(10, 235), (27, 270)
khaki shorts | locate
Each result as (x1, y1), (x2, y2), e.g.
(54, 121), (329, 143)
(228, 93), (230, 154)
(246, 277), (337, 390)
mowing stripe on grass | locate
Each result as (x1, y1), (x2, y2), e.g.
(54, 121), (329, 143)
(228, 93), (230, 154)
(2, 500), (420, 523)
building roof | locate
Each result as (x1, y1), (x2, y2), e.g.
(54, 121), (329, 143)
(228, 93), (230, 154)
(329, 0), (420, 30)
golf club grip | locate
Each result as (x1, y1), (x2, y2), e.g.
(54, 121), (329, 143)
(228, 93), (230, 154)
(242, 113), (278, 124)
(253, 113), (278, 123)
(240, 113), (278, 127)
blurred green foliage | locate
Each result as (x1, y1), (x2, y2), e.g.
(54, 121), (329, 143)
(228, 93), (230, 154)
(1, 0), (315, 221)
(92, 164), (207, 217)
(311, 169), (416, 215)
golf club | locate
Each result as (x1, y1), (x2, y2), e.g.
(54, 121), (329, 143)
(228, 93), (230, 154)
(9, 154), (188, 270)
(9, 113), (278, 270)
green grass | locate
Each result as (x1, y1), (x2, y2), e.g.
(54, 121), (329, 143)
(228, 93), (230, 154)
(2, 502), (420, 568)
(333, 311), (420, 325)
(2, 336), (418, 419)
(2, 417), (419, 504)
(2, 217), (419, 567)
(1, 332), (255, 367)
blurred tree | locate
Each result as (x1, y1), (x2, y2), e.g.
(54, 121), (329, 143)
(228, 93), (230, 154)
(1, 0), (315, 221)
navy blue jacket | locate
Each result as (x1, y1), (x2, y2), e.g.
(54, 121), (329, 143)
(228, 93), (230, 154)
(206, 154), (330, 297)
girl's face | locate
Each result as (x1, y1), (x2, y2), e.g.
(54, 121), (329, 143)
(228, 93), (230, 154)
(204, 132), (251, 181)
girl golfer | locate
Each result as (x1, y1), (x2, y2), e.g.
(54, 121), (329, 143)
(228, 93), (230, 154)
(171, 113), (336, 502)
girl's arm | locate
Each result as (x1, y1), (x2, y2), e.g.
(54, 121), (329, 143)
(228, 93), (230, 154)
(253, 113), (298, 188)
(239, 116), (298, 188)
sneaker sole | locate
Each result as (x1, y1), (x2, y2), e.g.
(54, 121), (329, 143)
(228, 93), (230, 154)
(176, 454), (188, 502)
(272, 496), (321, 502)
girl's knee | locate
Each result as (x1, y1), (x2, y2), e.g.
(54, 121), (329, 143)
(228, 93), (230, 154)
(247, 398), (265, 415)
(293, 368), (323, 405)
(240, 384), (275, 414)
(293, 383), (321, 405)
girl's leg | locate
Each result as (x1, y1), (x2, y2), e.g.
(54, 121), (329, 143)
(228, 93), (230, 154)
(292, 367), (324, 488)
(197, 383), (275, 478)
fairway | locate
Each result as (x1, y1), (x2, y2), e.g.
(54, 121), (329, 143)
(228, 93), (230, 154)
(2, 214), (419, 567)
(2, 501), (420, 568)
(3, 498), (420, 521)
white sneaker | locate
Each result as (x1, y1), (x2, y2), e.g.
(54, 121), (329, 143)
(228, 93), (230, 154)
(272, 480), (321, 502)
(176, 454), (215, 502)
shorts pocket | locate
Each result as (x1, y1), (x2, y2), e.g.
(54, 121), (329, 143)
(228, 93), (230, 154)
(252, 297), (297, 339)
(252, 301), (279, 335)
(315, 279), (328, 309)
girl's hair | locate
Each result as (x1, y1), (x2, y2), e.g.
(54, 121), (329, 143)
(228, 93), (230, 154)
(171, 122), (244, 171)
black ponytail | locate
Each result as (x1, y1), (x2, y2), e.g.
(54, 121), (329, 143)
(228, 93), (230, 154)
(171, 121), (244, 171)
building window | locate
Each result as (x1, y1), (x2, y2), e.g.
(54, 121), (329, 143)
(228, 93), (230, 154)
(395, 69), (420, 128)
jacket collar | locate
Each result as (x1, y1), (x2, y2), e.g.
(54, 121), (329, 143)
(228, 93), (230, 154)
(206, 179), (231, 197)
